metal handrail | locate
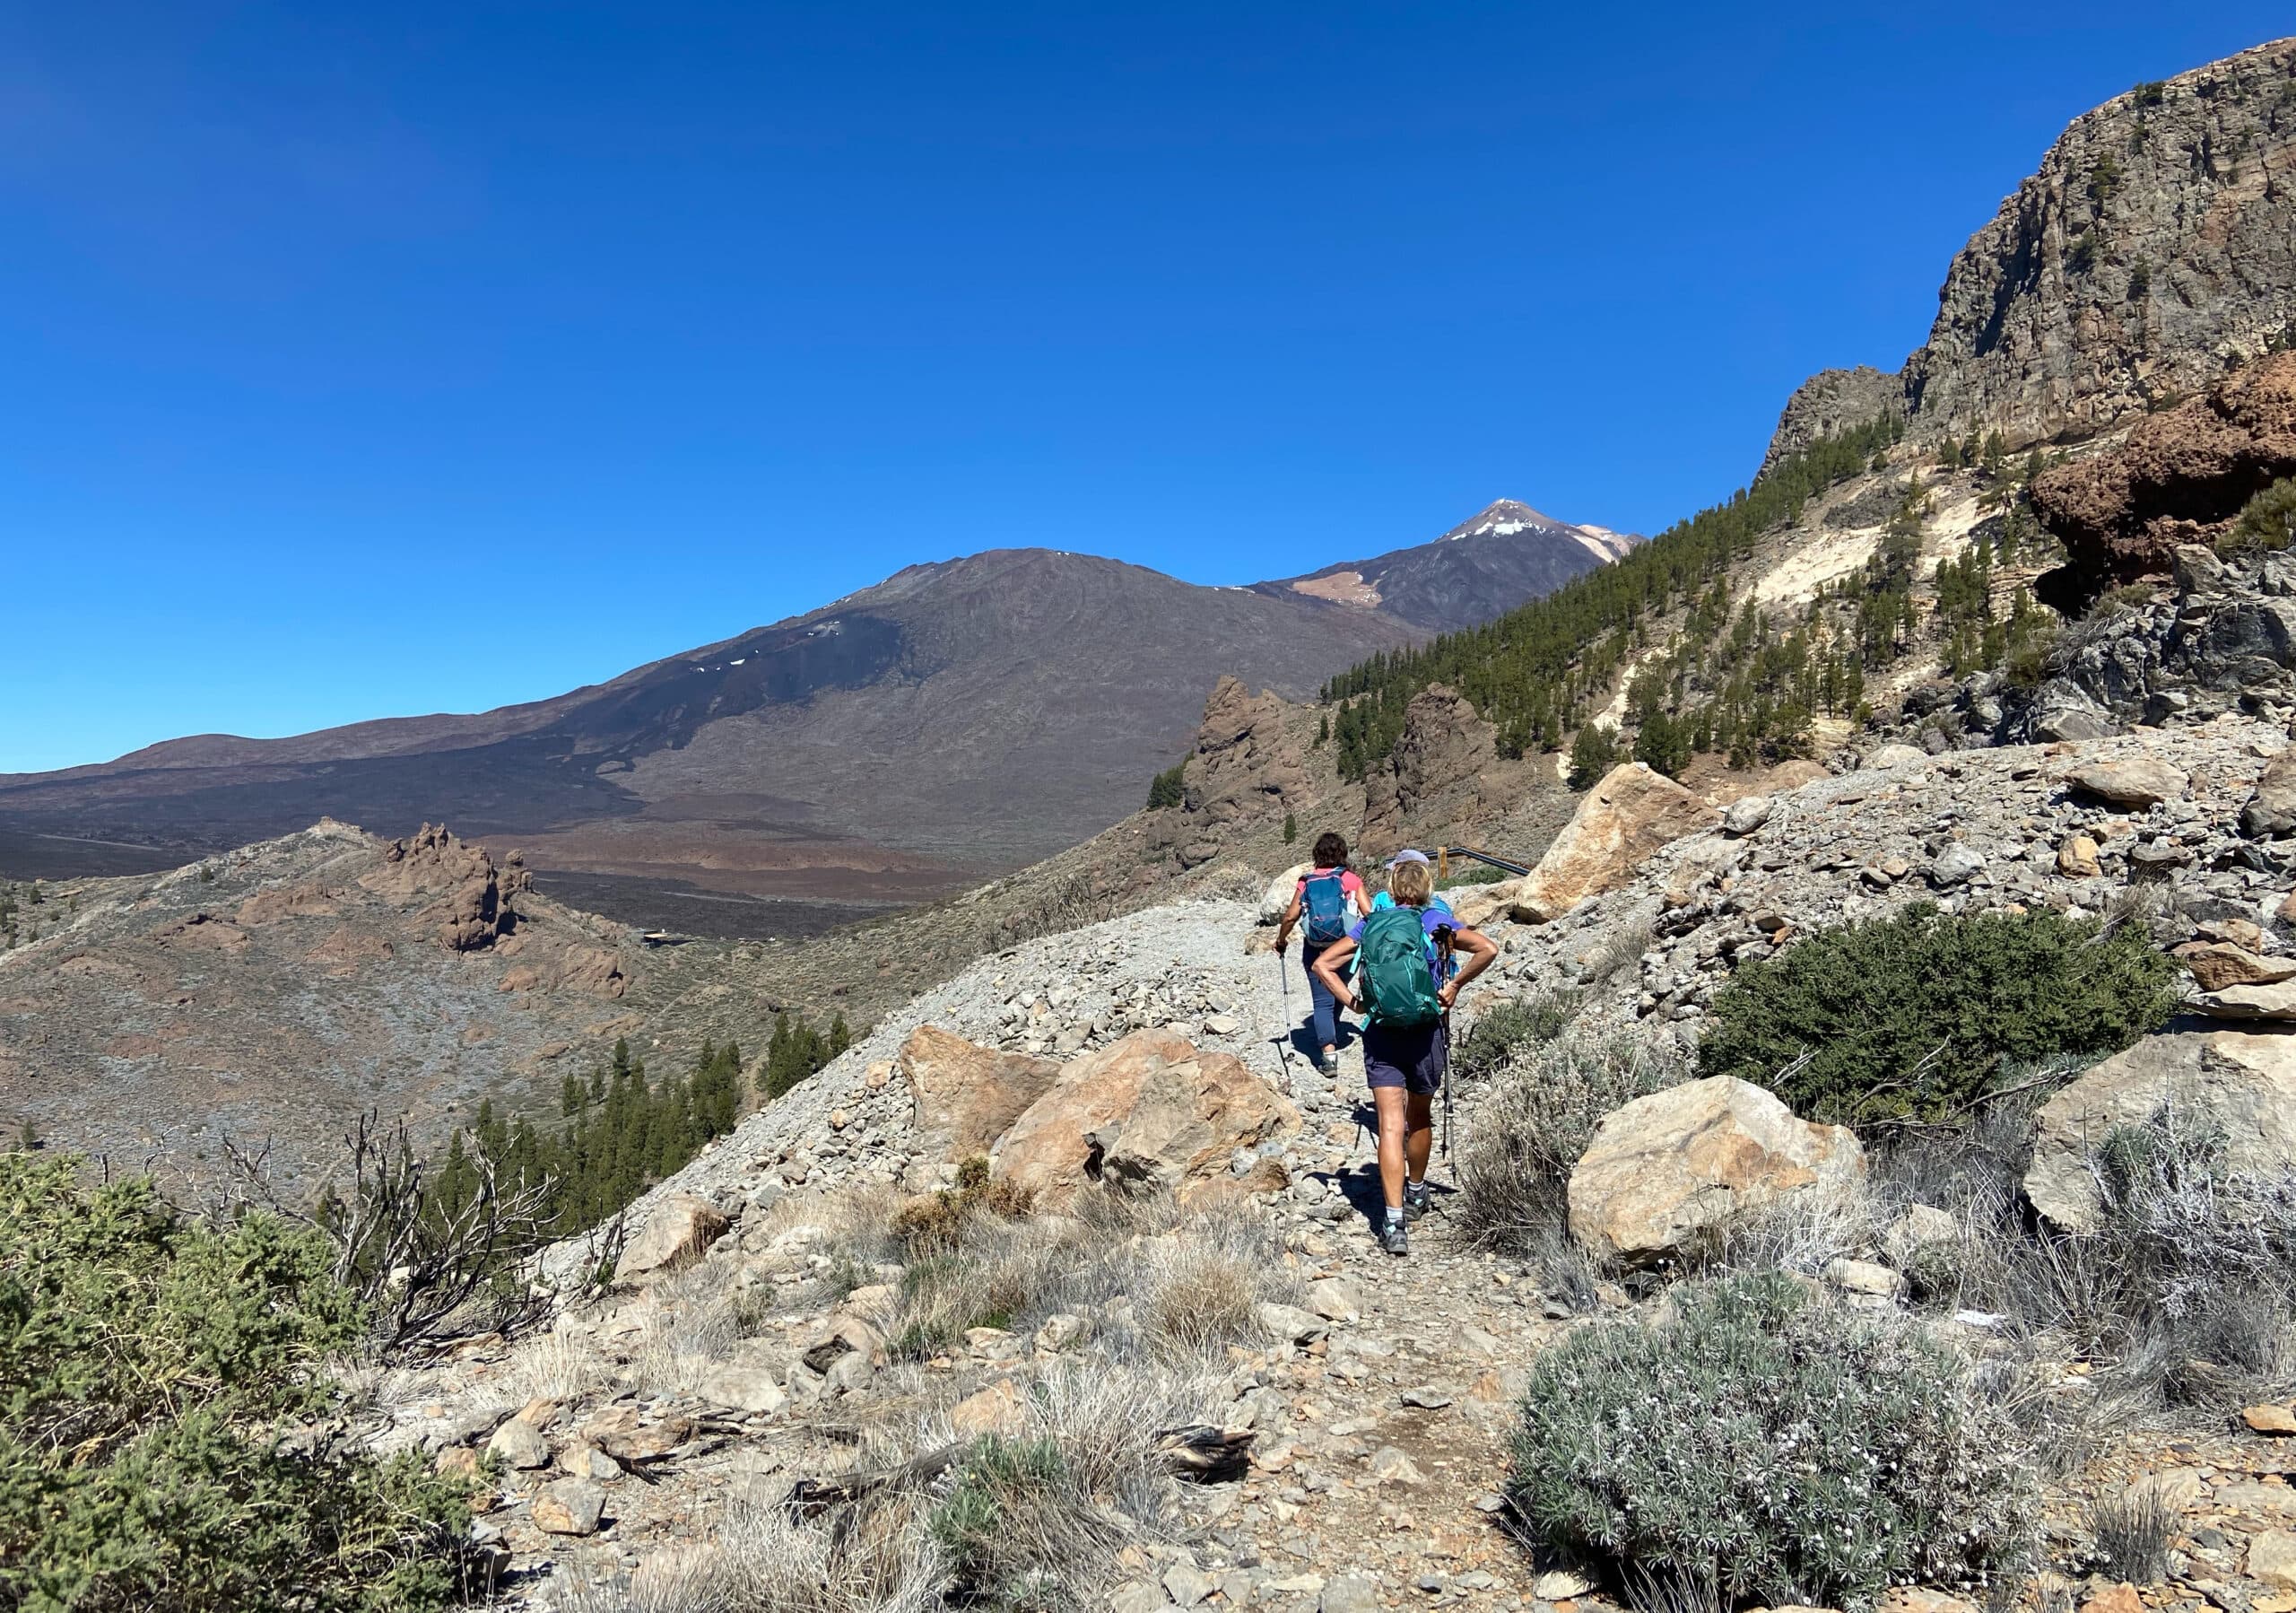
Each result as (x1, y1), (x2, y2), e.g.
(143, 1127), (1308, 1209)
(1437, 844), (1531, 881)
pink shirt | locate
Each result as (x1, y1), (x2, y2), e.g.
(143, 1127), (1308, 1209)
(1296, 868), (1365, 901)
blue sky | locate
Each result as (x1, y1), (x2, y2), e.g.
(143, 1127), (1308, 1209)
(4, 4), (2289, 772)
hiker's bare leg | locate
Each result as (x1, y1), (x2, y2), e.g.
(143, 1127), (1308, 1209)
(1405, 1091), (1433, 1185)
(1374, 1086), (1408, 1209)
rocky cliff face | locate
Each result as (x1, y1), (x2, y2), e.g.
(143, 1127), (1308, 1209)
(1359, 684), (1500, 859)
(1903, 38), (2296, 447)
(1760, 367), (1904, 478)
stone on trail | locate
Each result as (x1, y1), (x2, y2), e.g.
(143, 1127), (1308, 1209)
(1722, 794), (1774, 836)
(2066, 754), (2189, 809)
(2246, 1403), (2296, 1435)
(2178, 942), (2296, 993)
(2252, 1531), (2296, 1589)
(1303, 1277), (1361, 1321)
(697, 1365), (787, 1416)
(1867, 743), (1929, 770)
(2025, 1028), (2296, 1231)
(1533, 1569), (1596, 1600)
(1163, 1562), (1217, 1609)
(1567, 1076), (1865, 1264)
(896, 1024), (1061, 1163)
(1398, 1384), (1453, 1408)
(1257, 1301), (1327, 1344)
(1109, 1584), (1167, 1613)
(2057, 833), (2102, 876)
(1320, 1572), (1383, 1613)
(2193, 981), (2296, 1022)
(532, 1478), (607, 1537)
(992, 1029), (1301, 1206)
(2245, 749), (2296, 838)
(613, 1191), (732, 1284)
(1513, 763), (1721, 923)
(484, 1414), (552, 1470)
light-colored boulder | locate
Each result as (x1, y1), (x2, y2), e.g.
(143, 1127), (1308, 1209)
(2057, 834), (2101, 876)
(1567, 1076), (1865, 1264)
(1867, 743), (1929, 771)
(2177, 942), (2296, 993)
(993, 1029), (1302, 1206)
(1882, 1204), (1959, 1268)
(1260, 863), (1311, 924)
(698, 1366), (786, 1416)
(1447, 876), (1524, 929)
(532, 1478), (607, 1536)
(485, 1415), (552, 1470)
(2251, 1531), (2296, 1590)
(613, 1192), (732, 1284)
(2193, 981), (2296, 1022)
(2066, 755), (2188, 808)
(1513, 763), (1721, 923)
(896, 1024), (1061, 1163)
(2024, 1028), (2296, 1231)
(1722, 795), (1773, 836)
(1304, 1277), (1361, 1321)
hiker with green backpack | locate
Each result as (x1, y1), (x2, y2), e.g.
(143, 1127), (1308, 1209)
(1309, 851), (1498, 1256)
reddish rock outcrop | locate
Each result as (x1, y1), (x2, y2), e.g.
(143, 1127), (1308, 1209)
(357, 824), (527, 952)
(2030, 351), (2296, 596)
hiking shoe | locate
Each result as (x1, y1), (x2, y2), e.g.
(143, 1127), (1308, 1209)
(1318, 1051), (1340, 1077)
(1378, 1218), (1410, 1257)
(1403, 1181), (1432, 1222)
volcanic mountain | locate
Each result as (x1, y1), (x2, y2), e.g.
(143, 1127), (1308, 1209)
(1260, 500), (1637, 632)
(0, 511), (1628, 928)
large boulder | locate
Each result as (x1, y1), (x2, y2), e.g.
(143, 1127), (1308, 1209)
(897, 1024), (1061, 1162)
(1567, 1077), (1865, 1264)
(613, 1192), (732, 1285)
(2243, 749), (2296, 838)
(1513, 763), (1720, 923)
(2024, 1028), (2296, 1232)
(994, 1029), (1301, 1206)
(2065, 755), (2189, 809)
(1258, 862), (1310, 925)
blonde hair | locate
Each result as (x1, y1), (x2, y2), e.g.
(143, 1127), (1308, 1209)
(1389, 860), (1434, 906)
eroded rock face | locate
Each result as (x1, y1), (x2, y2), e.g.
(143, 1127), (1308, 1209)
(356, 823), (527, 952)
(993, 1028), (1301, 1206)
(1760, 366), (1903, 478)
(1360, 684), (1499, 860)
(897, 1024), (1061, 1162)
(1181, 676), (1309, 832)
(2244, 748), (2296, 838)
(1514, 763), (1720, 923)
(1903, 39), (2296, 449)
(2025, 1028), (2296, 1232)
(2030, 351), (2296, 596)
(1567, 1076), (1866, 1264)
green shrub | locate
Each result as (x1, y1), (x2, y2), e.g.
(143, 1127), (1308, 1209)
(929, 1436), (1073, 1593)
(1457, 1034), (1683, 1248)
(0, 1154), (481, 1612)
(2227, 476), (2296, 554)
(1699, 902), (2177, 1129)
(1451, 991), (1581, 1085)
(1509, 1274), (2036, 1609)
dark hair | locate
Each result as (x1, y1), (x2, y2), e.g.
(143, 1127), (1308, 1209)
(1312, 831), (1349, 868)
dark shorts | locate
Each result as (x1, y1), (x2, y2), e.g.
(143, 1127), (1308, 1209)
(1363, 1020), (1447, 1095)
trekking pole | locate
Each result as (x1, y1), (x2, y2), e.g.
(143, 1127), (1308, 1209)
(1435, 928), (1457, 1173)
(1274, 937), (1296, 1077)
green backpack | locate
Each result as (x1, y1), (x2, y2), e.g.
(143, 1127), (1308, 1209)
(1356, 905), (1444, 1028)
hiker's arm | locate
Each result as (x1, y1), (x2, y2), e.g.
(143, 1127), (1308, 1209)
(1274, 889), (1302, 950)
(1351, 884), (1372, 916)
(1437, 925), (1499, 1008)
(1311, 937), (1358, 1007)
